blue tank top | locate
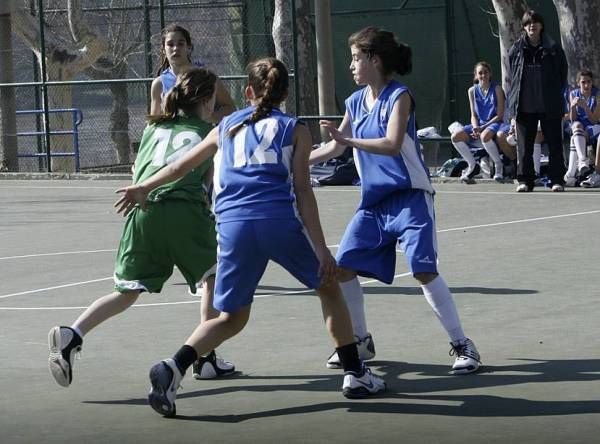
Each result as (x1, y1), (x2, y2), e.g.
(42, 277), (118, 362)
(572, 86), (598, 127)
(345, 79), (433, 209)
(473, 82), (499, 125)
(213, 106), (299, 222)
(159, 61), (205, 99)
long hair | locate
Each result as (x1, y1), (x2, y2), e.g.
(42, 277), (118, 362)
(154, 24), (193, 76)
(348, 26), (412, 76)
(147, 67), (216, 125)
(228, 57), (289, 137)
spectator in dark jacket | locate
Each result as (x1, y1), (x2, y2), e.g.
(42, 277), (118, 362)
(507, 9), (568, 192)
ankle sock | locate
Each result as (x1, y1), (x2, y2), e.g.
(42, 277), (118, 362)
(336, 343), (362, 374)
(173, 345), (198, 375)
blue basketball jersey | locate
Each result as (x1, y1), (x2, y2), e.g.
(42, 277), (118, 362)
(345, 80), (433, 209)
(159, 61), (205, 98)
(214, 106), (299, 222)
(572, 86), (598, 127)
(473, 82), (499, 125)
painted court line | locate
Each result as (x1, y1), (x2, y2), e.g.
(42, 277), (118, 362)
(0, 249), (116, 261)
(2, 209), (598, 310)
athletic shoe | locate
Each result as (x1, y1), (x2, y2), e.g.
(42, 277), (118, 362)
(551, 184), (565, 192)
(581, 171), (600, 188)
(48, 326), (83, 387)
(449, 338), (481, 375)
(578, 164), (591, 179)
(148, 358), (183, 417)
(460, 163), (480, 184)
(342, 364), (386, 399)
(192, 350), (235, 380)
(564, 175), (577, 187)
(326, 333), (376, 369)
(516, 183), (533, 192)
(493, 174), (504, 182)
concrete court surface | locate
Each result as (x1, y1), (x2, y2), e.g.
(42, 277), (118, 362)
(1, 178), (599, 444)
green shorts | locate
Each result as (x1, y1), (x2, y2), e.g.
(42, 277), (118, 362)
(114, 199), (217, 294)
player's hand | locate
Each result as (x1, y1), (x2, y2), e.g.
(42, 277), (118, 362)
(315, 246), (338, 285)
(114, 185), (148, 216)
(320, 120), (350, 145)
(471, 126), (481, 138)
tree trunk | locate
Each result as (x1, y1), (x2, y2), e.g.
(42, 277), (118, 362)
(0, 4), (18, 171)
(491, 0), (527, 95)
(12, 3), (107, 172)
(553, 0), (600, 85)
(108, 77), (131, 165)
(272, 0), (293, 112)
(293, 0), (320, 140)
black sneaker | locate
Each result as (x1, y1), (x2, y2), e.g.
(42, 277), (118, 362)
(48, 326), (83, 387)
(148, 358), (183, 417)
(192, 350), (235, 380)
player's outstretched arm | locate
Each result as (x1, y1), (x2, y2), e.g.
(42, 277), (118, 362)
(114, 126), (219, 216)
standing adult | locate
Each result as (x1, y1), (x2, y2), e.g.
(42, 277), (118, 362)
(507, 10), (568, 192)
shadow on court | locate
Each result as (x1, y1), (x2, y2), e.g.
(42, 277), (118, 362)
(82, 358), (600, 421)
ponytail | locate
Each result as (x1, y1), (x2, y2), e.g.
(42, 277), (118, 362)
(228, 57), (289, 137)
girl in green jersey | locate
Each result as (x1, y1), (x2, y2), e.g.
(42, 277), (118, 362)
(48, 67), (233, 388)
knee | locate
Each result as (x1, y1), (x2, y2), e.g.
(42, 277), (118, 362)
(116, 290), (140, 307)
(337, 267), (357, 283)
(219, 309), (250, 334)
(413, 272), (438, 286)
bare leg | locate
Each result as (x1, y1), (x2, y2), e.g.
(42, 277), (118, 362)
(72, 290), (140, 336)
(185, 306), (251, 357)
(316, 279), (355, 347)
(200, 275), (218, 323)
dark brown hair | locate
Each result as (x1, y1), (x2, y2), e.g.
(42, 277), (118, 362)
(521, 10), (545, 32)
(473, 61), (492, 84)
(228, 57), (289, 137)
(154, 24), (193, 76)
(348, 27), (412, 76)
(576, 69), (594, 83)
(147, 67), (216, 124)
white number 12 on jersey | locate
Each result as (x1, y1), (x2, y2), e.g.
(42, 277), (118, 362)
(233, 118), (279, 167)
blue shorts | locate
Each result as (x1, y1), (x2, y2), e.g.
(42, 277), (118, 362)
(463, 122), (502, 136)
(584, 124), (600, 144)
(336, 189), (438, 284)
(214, 218), (321, 313)
(498, 123), (512, 134)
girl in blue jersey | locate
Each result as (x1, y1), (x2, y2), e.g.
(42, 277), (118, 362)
(150, 23), (235, 123)
(116, 57), (386, 417)
(564, 69), (600, 186)
(450, 61), (507, 183)
(311, 27), (481, 375)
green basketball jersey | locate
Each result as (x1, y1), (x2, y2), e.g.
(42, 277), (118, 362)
(133, 115), (213, 203)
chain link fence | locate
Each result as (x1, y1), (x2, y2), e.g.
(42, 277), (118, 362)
(2, 0), (290, 172)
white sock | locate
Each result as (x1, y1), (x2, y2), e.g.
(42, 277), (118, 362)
(421, 275), (466, 343)
(70, 325), (84, 339)
(573, 133), (590, 168)
(566, 145), (578, 178)
(481, 139), (503, 174)
(339, 277), (368, 339)
(452, 141), (476, 169)
(533, 143), (542, 175)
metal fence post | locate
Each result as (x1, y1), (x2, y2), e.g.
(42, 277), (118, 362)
(37, 0), (51, 172)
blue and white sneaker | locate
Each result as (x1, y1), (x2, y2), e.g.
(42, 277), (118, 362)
(449, 338), (481, 374)
(342, 364), (386, 399)
(48, 326), (82, 387)
(148, 358), (183, 417)
(192, 350), (235, 380)
(326, 333), (376, 369)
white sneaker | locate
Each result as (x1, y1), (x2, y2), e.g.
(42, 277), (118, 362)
(192, 350), (235, 379)
(342, 364), (386, 399)
(326, 333), (376, 369)
(564, 175), (577, 187)
(148, 358), (183, 417)
(581, 171), (600, 188)
(48, 326), (83, 387)
(449, 338), (481, 375)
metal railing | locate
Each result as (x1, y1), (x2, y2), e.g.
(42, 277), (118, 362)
(16, 108), (84, 172)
